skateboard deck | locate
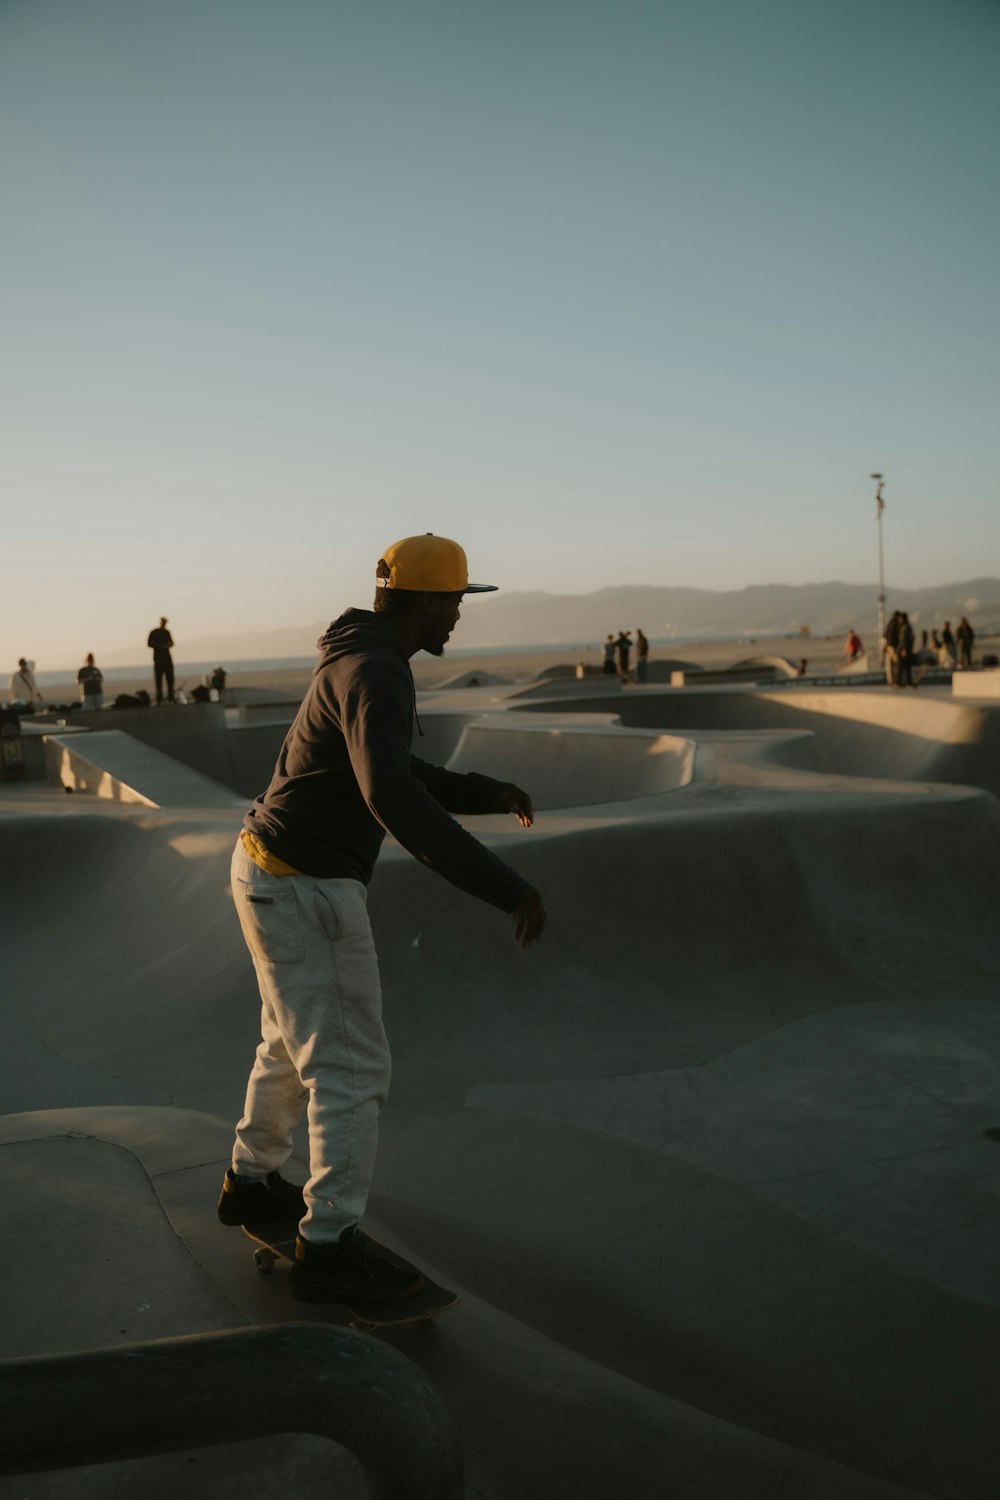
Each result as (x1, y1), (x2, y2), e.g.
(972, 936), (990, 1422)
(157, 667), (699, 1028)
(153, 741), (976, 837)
(241, 1220), (459, 1331)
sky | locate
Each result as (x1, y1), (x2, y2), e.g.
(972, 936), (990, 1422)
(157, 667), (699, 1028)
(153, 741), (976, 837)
(2, 0), (998, 667)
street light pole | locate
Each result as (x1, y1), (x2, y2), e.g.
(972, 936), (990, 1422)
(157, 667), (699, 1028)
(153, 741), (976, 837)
(871, 472), (886, 661)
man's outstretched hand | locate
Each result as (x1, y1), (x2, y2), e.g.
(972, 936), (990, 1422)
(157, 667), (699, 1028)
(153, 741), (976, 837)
(513, 887), (546, 947)
(502, 783), (534, 828)
(500, 785), (543, 943)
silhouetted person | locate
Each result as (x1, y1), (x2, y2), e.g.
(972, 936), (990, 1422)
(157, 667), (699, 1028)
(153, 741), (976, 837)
(956, 616), (974, 669)
(635, 628), (649, 683)
(77, 654), (104, 711)
(9, 658), (42, 708)
(602, 635), (616, 675)
(940, 620), (957, 669)
(897, 612), (915, 688)
(884, 611), (901, 686)
(797, 658), (808, 677)
(616, 631), (632, 681)
(148, 617), (175, 704)
(210, 665), (227, 695)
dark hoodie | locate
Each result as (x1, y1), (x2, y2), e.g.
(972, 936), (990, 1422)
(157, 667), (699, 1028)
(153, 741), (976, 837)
(243, 610), (532, 912)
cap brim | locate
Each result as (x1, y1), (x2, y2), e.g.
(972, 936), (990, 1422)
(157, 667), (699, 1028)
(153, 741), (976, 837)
(464, 583), (498, 593)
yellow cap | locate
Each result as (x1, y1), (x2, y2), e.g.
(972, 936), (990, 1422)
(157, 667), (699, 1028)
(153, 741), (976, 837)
(375, 533), (497, 593)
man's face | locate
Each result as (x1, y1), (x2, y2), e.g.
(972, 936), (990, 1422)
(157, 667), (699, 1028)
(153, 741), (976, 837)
(421, 593), (463, 657)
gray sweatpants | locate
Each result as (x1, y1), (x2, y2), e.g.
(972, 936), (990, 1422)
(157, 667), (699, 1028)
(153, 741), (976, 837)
(229, 841), (390, 1243)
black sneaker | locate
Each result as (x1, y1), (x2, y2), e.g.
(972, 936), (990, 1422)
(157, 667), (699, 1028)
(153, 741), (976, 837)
(290, 1227), (425, 1304)
(217, 1168), (305, 1226)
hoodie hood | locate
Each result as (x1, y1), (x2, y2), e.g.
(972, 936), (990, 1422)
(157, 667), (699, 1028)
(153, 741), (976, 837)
(315, 609), (407, 672)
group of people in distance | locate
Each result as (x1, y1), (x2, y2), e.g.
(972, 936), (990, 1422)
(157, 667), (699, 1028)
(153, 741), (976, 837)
(882, 612), (975, 688)
(603, 628), (650, 682)
(6, 618), (228, 713)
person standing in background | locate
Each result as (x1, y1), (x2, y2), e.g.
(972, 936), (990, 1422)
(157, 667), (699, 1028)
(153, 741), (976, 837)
(77, 654), (104, 711)
(843, 629), (863, 661)
(884, 611), (901, 686)
(940, 621), (957, 670)
(635, 629), (649, 683)
(956, 617), (975, 669)
(9, 658), (42, 708)
(896, 612), (916, 688)
(148, 617), (175, 704)
(602, 635), (616, 675)
(616, 630), (632, 682)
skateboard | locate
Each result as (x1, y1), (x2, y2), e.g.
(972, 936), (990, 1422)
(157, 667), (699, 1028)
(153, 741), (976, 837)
(242, 1220), (459, 1332)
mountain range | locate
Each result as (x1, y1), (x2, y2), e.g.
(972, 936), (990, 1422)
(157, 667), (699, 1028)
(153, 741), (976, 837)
(102, 578), (1000, 665)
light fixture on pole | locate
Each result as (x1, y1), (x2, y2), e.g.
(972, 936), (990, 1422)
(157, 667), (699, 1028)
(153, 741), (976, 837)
(871, 472), (886, 657)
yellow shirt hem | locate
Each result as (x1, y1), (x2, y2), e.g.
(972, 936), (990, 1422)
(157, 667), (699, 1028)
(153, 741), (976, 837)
(239, 828), (301, 877)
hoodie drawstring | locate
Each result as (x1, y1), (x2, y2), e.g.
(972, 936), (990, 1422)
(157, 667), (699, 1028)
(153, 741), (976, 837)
(409, 667), (425, 738)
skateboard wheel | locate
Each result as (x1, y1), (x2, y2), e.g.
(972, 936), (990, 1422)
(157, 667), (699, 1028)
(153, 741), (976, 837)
(254, 1248), (278, 1273)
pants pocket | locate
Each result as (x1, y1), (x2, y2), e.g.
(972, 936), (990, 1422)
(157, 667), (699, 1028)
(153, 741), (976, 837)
(313, 885), (343, 942)
(235, 876), (303, 964)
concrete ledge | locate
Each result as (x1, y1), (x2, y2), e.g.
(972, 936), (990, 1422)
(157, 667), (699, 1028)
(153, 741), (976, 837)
(952, 668), (1000, 698)
(33, 703), (240, 791)
(9, 720), (89, 781)
(669, 665), (782, 687)
(227, 700), (300, 725)
(44, 732), (243, 809)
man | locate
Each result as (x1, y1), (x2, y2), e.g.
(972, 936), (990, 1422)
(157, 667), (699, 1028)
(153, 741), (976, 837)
(616, 630), (632, 682)
(9, 658), (42, 708)
(635, 628), (649, 683)
(77, 654), (104, 710)
(217, 534), (546, 1305)
(884, 611), (901, 686)
(602, 635), (616, 675)
(147, 617), (175, 704)
(896, 612), (915, 688)
(956, 616), (975, 670)
(940, 620), (957, 669)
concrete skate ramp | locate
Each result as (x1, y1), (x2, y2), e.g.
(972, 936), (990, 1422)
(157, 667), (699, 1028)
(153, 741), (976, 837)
(3, 776), (1000, 1498)
(520, 685), (1000, 797)
(45, 702), (240, 789)
(444, 721), (695, 807)
(218, 712), (696, 809)
(433, 667), (511, 689)
(45, 731), (243, 810)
